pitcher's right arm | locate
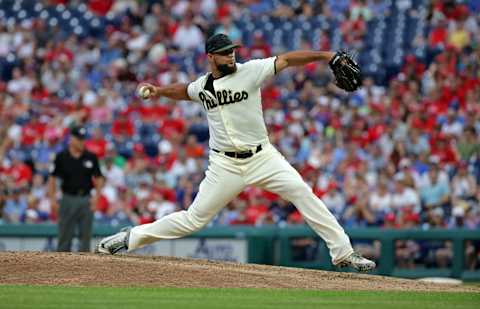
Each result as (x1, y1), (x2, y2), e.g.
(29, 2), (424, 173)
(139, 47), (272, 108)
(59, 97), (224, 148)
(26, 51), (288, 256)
(137, 83), (190, 101)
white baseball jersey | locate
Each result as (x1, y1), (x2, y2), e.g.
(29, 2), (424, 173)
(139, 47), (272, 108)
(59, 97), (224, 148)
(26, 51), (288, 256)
(187, 57), (277, 152)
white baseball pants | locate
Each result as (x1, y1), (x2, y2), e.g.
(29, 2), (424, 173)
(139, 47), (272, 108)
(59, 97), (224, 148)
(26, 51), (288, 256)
(127, 143), (353, 264)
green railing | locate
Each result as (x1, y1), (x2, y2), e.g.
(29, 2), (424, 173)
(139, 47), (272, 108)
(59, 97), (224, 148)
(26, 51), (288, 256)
(275, 225), (480, 281)
(0, 224), (479, 280)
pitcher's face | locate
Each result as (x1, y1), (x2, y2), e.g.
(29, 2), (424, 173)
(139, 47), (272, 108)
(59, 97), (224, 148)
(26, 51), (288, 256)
(209, 49), (237, 75)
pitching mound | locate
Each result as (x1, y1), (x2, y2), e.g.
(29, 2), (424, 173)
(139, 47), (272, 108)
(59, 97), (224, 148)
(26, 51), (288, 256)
(0, 252), (477, 292)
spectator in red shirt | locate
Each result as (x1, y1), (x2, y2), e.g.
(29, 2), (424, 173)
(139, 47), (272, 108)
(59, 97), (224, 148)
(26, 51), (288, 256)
(112, 112), (135, 140)
(45, 41), (74, 63)
(216, 0), (232, 19)
(142, 101), (170, 123)
(85, 127), (108, 159)
(430, 136), (459, 165)
(341, 12), (366, 46)
(159, 117), (186, 140)
(428, 19), (449, 49)
(7, 157), (33, 187)
(21, 118), (46, 147)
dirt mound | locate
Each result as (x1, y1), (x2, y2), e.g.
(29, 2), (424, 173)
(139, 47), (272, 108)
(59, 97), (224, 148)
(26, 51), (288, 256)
(0, 252), (477, 292)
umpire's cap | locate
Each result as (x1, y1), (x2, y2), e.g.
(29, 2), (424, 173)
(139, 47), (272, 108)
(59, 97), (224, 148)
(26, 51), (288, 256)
(205, 33), (240, 54)
(70, 125), (87, 140)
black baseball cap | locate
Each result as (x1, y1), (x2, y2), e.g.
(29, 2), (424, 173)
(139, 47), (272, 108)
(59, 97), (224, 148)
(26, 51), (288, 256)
(205, 33), (241, 54)
(71, 126), (87, 140)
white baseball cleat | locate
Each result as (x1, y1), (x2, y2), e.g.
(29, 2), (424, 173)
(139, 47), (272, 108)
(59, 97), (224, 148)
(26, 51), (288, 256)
(336, 252), (376, 272)
(95, 227), (131, 255)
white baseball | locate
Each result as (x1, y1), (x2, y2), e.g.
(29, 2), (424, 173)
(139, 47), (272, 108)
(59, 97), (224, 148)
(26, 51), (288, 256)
(139, 86), (151, 99)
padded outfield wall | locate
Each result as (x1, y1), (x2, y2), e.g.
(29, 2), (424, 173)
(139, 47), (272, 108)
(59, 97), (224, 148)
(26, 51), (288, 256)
(0, 224), (479, 281)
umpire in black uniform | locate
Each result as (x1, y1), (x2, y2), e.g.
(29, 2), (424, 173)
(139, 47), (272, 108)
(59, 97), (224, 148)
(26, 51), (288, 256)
(48, 125), (104, 252)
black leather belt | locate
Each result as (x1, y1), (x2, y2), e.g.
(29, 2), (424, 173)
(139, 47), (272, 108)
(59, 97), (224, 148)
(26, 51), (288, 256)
(63, 189), (90, 197)
(212, 145), (263, 159)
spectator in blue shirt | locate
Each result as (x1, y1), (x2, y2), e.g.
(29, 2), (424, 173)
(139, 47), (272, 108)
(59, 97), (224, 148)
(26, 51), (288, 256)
(3, 188), (28, 223)
(420, 165), (450, 209)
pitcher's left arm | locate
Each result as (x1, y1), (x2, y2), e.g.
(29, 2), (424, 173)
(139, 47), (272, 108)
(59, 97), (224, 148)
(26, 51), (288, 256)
(275, 50), (362, 92)
(274, 50), (335, 73)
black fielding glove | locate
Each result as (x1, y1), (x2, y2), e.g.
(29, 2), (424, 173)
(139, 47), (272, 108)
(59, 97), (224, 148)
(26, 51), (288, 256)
(328, 50), (363, 92)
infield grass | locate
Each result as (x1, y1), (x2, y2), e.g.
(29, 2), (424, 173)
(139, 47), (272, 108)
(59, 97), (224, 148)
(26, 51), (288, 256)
(0, 285), (478, 309)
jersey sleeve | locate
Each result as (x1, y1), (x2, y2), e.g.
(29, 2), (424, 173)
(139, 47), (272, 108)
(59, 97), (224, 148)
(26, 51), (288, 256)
(91, 155), (103, 178)
(245, 56), (277, 87)
(50, 152), (63, 178)
(187, 75), (206, 103)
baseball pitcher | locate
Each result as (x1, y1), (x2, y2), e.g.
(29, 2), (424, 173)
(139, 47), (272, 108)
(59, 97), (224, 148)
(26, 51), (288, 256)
(96, 34), (375, 271)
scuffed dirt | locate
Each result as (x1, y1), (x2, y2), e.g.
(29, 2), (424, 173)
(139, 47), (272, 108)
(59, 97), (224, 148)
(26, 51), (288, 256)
(0, 252), (477, 292)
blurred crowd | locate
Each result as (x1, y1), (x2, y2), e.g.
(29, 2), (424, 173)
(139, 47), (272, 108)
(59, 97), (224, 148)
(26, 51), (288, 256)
(0, 0), (479, 267)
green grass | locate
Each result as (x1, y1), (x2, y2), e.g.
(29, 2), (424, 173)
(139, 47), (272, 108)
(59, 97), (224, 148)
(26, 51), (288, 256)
(0, 285), (478, 309)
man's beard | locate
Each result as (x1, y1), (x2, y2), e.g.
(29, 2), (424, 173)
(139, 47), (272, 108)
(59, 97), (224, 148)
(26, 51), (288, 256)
(217, 63), (237, 76)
